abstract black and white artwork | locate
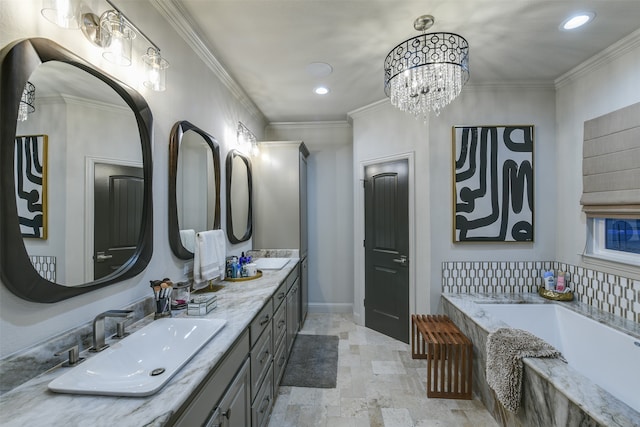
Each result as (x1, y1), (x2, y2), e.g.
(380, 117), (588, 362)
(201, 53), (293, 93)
(15, 135), (47, 239)
(452, 126), (533, 242)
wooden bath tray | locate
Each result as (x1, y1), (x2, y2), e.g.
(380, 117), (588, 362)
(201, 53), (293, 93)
(224, 270), (262, 282)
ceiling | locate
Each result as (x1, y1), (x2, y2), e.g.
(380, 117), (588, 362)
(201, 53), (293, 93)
(159, 0), (640, 123)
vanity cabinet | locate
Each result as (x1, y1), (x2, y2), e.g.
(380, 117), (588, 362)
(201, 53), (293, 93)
(170, 264), (300, 427)
(253, 141), (310, 328)
(205, 359), (251, 427)
(286, 277), (300, 354)
(172, 331), (250, 427)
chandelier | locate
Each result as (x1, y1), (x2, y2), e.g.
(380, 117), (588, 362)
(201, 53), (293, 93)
(384, 15), (469, 118)
(18, 81), (36, 122)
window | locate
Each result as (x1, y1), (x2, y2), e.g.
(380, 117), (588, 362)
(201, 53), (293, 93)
(580, 102), (640, 267)
(587, 217), (640, 266)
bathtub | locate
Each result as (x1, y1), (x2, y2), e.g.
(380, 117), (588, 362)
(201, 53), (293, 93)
(442, 294), (640, 427)
(479, 303), (640, 413)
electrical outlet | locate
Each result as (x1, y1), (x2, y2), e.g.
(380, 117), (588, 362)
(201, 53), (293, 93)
(183, 262), (193, 276)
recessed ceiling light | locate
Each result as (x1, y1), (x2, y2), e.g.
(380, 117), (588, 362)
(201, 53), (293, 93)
(314, 86), (329, 95)
(561, 12), (595, 30)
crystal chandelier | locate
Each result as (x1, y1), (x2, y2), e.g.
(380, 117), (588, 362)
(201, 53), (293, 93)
(384, 15), (469, 118)
(18, 81), (36, 122)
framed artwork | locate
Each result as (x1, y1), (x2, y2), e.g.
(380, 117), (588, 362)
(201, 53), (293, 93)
(452, 125), (533, 242)
(15, 135), (48, 239)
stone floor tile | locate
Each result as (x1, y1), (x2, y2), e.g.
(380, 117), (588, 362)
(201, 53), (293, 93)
(268, 313), (498, 427)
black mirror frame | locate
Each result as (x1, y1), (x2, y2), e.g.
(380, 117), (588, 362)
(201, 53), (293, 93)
(225, 149), (252, 244)
(168, 120), (221, 259)
(0, 38), (153, 302)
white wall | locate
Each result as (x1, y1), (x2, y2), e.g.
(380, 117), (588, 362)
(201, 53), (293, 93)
(428, 85), (557, 311)
(265, 122), (354, 312)
(554, 30), (640, 278)
(350, 85), (557, 317)
(0, 0), (265, 357)
(349, 101), (431, 322)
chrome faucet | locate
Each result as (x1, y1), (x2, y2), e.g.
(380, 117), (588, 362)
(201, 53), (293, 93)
(91, 310), (133, 352)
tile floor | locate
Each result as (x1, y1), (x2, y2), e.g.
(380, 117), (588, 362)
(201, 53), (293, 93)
(268, 313), (499, 427)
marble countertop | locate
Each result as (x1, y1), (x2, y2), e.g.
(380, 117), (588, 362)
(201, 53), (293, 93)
(0, 259), (298, 427)
(442, 293), (640, 427)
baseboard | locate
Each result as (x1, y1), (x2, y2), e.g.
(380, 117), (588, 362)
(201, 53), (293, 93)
(308, 303), (353, 314)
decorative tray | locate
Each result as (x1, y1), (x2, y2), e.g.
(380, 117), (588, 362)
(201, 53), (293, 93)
(538, 286), (574, 301)
(224, 270), (263, 282)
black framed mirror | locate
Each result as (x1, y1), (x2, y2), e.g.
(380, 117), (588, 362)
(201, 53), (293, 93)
(168, 121), (221, 259)
(0, 38), (153, 302)
(226, 149), (252, 243)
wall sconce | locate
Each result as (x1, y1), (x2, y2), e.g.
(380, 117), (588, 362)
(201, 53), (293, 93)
(44, 0), (170, 91)
(142, 47), (169, 92)
(99, 10), (136, 66)
(41, 0), (82, 29)
(237, 122), (260, 156)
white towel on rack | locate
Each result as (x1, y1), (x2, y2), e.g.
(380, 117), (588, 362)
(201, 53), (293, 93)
(193, 230), (226, 287)
(179, 229), (196, 252)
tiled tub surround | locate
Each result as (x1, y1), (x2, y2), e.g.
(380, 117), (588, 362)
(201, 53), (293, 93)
(442, 293), (640, 427)
(442, 261), (640, 322)
(0, 259), (298, 427)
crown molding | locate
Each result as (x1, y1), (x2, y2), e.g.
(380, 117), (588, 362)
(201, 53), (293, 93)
(555, 28), (640, 89)
(150, 0), (265, 122)
(267, 121), (351, 130)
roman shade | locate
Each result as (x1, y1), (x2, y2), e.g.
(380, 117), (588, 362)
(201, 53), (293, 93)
(581, 102), (640, 218)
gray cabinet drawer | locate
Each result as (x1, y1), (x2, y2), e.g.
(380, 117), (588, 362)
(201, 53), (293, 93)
(273, 333), (288, 388)
(250, 326), (273, 401)
(250, 300), (273, 346)
(251, 363), (274, 427)
(273, 280), (287, 311)
(272, 300), (286, 352)
(284, 263), (299, 292)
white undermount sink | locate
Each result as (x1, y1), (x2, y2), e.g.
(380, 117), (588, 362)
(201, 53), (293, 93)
(48, 317), (226, 397)
(253, 257), (290, 270)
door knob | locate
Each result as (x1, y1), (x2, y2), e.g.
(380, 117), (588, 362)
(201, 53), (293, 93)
(392, 255), (408, 265)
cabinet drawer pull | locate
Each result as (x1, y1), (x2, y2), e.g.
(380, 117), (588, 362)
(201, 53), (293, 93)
(278, 319), (286, 329)
(277, 355), (286, 367)
(278, 292), (285, 300)
(259, 349), (270, 364)
(259, 395), (271, 414)
(259, 315), (270, 326)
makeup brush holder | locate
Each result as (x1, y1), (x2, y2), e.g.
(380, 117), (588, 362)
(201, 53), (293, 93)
(154, 298), (172, 319)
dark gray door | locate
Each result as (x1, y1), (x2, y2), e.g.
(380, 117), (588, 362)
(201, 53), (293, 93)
(94, 163), (143, 280)
(364, 159), (409, 343)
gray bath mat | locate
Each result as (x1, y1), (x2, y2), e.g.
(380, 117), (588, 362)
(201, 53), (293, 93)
(281, 334), (339, 388)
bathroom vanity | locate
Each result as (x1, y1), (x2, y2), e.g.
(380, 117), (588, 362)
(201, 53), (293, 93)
(0, 260), (300, 427)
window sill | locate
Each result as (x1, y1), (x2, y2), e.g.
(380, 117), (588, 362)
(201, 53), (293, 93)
(581, 253), (640, 276)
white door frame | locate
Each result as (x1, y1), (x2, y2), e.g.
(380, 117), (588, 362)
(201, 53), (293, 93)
(353, 152), (416, 329)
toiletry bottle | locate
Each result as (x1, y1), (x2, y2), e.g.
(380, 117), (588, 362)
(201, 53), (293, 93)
(556, 271), (566, 292)
(543, 270), (555, 291)
(233, 260), (242, 278)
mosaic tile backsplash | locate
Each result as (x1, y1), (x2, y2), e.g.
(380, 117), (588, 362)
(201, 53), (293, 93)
(442, 261), (640, 323)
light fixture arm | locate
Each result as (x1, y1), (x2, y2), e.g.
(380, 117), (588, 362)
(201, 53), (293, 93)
(104, 0), (161, 53)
